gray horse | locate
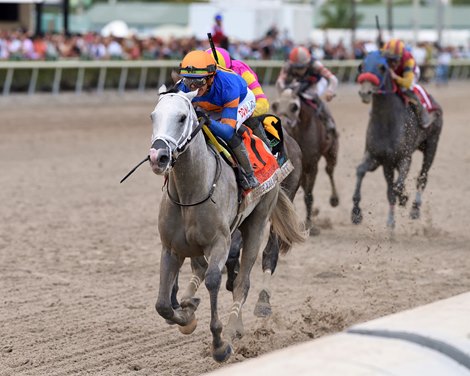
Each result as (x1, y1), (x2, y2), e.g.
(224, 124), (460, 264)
(148, 86), (305, 362)
(353, 51), (443, 228)
(271, 88), (340, 235)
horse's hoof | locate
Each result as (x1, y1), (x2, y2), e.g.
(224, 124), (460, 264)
(309, 225), (321, 236)
(410, 207), (420, 220)
(213, 342), (233, 363)
(178, 317), (197, 335)
(254, 290), (272, 318)
(351, 207), (363, 224)
(399, 195), (408, 207)
(330, 196), (339, 207)
(254, 302), (272, 318)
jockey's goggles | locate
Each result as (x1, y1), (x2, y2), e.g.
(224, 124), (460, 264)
(182, 77), (208, 89)
(179, 64), (216, 76)
(292, 66), (308, 75)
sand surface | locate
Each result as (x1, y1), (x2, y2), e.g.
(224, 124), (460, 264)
(1, 82), (469, 375)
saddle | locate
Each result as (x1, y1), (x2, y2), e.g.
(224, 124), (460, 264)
(202, 125), (279, 193)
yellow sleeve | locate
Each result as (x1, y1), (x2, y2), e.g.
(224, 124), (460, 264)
(395, 58), (415, 89)
(253, 98), (270, 117)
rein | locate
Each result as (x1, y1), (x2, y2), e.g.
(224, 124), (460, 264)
(166, 144), (222, 207)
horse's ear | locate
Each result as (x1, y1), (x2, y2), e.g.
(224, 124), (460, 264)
(183, 89), (199, 101)
(271, 100), (279, 113)
(158, 84), (167, 94)
(170, 70), (181, 83)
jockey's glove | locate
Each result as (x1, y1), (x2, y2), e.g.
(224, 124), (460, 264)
(196, 110), (211, 126)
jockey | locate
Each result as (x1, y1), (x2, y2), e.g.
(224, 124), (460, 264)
(276, 46), (339, 137)
(205, 47), (271, 147)
(177, 50), (259, 190)
(381, 39), (432, 128)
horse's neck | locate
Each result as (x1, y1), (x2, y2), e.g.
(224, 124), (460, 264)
(371, 94), (402, 122)
(170, 133), (213, 197)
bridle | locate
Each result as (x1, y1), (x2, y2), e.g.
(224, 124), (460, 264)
(152, 91), (222, 207)
(150, 92), (201, 167)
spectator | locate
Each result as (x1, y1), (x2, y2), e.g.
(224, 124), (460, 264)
(211, 13), (228, 49)
(435, 45), (452, 86)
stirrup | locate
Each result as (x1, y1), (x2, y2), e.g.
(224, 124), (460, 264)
(241, 173), (260, 190)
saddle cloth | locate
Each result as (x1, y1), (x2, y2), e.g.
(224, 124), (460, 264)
(239, 125), (280, 189)
(413, 84), (438, 112)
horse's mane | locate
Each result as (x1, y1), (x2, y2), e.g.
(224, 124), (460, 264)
(160, 86), (180, 95)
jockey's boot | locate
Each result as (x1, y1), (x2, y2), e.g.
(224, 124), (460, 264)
(245, 117), (272, 151)
(318, 103), (338, 138)
(228, 134), (260, 190)
(407, 91), (434, 129)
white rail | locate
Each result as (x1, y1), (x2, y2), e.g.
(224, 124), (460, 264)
(1, 59), (468, 96)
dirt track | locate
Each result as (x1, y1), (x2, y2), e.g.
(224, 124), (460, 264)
(1, 82), (469, 376)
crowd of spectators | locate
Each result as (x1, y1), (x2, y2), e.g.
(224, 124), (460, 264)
(0, 28), (468, 66)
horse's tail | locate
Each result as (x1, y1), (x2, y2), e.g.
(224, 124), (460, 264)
(270, 189), (307, 254)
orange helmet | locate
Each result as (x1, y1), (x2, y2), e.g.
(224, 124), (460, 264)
(382, 39), (405, 60)
(288, 46), (311, 68)
(179, 50), (217, 78)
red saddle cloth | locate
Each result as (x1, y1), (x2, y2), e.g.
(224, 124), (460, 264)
(240, 127), (279, 189)
(413, 84), (438, 112)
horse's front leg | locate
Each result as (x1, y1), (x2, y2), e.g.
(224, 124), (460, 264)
(352, 152), (379, 224)
(325, 135), (339, 207)
(155, 247), (195, 328)
(383, 165), (396, 229)
(205, 237), (232, 362)
(302, 165), (319, 236)
(394, 156), (412, 207)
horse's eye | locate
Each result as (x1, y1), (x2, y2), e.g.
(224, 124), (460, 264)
(289, 103), (298, 113)
(180, 114), (187, 123)
(271, 102), (278, 112)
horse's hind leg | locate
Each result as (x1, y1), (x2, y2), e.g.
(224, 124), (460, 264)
(352, 152), (379, 224)
(253, 228), (279, 318)
(411, 137), (439, 219)
(383, 165), (396, 229)
(226, 195), (275, 340)
(325, 137), (339, 207)
(205, 237), (232, 362)
(394, 156), (412, 207)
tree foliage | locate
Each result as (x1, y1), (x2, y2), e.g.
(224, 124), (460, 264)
(320, 0), (364, 29)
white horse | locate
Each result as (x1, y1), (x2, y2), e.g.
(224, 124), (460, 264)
(148, 85), (305, 362)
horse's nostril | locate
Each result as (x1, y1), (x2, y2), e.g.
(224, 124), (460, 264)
(158, 154), (170, 166)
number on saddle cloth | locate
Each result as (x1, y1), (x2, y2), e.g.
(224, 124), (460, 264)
(259, 114), (285, 159)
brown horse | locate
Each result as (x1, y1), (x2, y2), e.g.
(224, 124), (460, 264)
(271, 88), (339, 235)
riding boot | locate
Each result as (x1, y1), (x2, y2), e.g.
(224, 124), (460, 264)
(244, 117), (272, 151)
(228, 134), (260, 190)
(406, 91), (433, 129)
(318, 102), (338, 138)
